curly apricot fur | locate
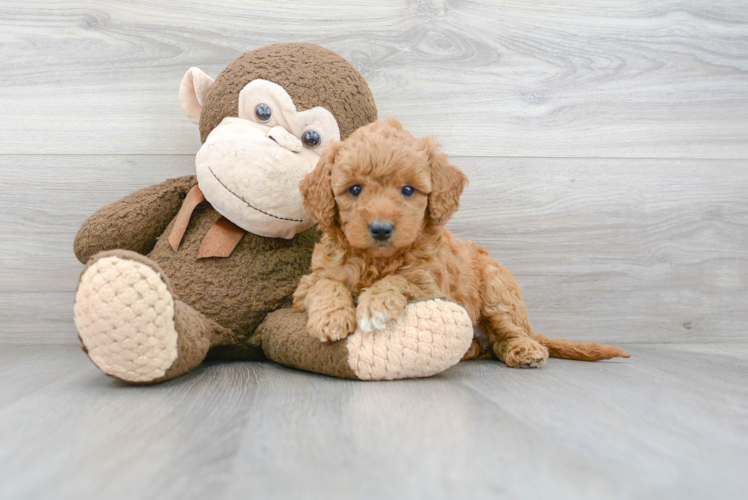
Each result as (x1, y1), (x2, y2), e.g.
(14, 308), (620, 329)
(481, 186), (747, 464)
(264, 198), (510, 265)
(296, 119), (630, 366)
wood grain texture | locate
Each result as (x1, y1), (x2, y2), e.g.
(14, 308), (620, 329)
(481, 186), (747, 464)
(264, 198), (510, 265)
(0, 344), (746, 499)
(0, 155), (195, 342)
(1, 1), (747, 157)
(452, 157), (748, 343)
(1, 155), (745, 344)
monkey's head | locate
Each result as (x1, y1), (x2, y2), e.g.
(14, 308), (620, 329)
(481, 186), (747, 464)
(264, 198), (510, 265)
(179, 43), (378, 239)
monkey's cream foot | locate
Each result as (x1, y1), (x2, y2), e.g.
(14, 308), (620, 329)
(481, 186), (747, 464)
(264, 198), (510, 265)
(349, 299), (475, 379)
(74, 250), (210, 383)
(347, 299), (472, 379)
(261, 299), (474, 380)
(494, 337), (549, 368)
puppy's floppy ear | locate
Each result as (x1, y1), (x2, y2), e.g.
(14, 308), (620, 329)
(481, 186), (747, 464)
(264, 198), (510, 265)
(300, 141), (343, 231)
(421, 136), (468, 226)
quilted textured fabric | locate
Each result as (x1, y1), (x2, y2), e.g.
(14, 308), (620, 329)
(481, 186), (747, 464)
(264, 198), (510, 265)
(75, 254), (178, 382)
(346, 299), (474, 380)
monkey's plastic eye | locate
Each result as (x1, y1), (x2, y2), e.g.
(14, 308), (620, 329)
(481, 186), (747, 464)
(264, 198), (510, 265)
(349, 185), (362, 197)
(302, 130), (321, 148)
(255, 103), (272, 123)
(401, 186), (416, 197)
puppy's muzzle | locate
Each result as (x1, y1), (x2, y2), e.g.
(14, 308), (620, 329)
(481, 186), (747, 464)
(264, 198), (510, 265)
(369, 221), (394, 241)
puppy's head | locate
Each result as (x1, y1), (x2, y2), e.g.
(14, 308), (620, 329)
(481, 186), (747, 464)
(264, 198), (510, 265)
(300, 119), (468, 258)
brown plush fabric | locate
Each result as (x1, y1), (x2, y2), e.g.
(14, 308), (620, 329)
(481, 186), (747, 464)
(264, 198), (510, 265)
(74, 176), (197, 264)
(77, 249), (223, 384)
(258, 308), (357, 379)
(151, 300), (217, 383)
(144, 181), (319, 355)
(74, 175), (319, 362)
(75, 45), (382, 383)
(199, 43), (378, 143)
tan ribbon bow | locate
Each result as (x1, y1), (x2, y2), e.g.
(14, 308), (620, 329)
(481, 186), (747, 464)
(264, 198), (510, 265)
(168, 185), (246, 258)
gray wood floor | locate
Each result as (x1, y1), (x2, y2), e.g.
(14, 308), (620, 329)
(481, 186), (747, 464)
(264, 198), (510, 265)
(1, 1), (747, 498)
(0, 344), (746, 500)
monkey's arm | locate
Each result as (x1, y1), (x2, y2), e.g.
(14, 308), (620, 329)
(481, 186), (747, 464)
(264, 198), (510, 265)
(74, 175), (198, 264)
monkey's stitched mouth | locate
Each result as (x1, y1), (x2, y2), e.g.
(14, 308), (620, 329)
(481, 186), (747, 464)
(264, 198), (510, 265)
(207, 166), (304, 223)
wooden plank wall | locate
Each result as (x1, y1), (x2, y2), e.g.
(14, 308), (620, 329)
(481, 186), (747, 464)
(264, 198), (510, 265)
(1, 0), (746, 344)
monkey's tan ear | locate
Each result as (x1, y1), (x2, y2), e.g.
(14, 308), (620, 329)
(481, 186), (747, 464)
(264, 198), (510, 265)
(299, 142), (343, 232)
(421, 136), (468, 226)
(179, 67), (215, 125)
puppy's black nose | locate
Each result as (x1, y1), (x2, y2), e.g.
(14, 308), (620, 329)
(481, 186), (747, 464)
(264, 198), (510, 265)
(369, 221), (394, 241)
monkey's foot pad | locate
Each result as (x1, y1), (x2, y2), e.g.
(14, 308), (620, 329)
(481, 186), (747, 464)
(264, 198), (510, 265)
(346, 299), (474, 380)
(74, 253), (178, 383)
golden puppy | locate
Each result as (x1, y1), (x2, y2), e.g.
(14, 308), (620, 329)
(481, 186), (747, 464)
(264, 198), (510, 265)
(293, 119), (629, 368)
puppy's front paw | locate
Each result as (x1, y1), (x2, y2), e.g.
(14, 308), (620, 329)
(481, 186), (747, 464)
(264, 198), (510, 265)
(356, 289), (408, 333)
(307, 306), (357, 342)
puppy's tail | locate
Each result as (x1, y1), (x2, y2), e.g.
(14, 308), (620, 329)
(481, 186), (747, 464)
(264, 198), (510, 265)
(534, 334), (630, 361)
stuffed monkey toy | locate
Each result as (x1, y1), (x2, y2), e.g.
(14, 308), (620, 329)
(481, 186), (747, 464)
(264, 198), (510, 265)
(73, 44), (474, 383)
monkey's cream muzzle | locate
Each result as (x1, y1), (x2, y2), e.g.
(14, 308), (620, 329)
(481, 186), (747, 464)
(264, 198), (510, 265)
(196, 117), (319, 239)
(193, 79), (341, 239)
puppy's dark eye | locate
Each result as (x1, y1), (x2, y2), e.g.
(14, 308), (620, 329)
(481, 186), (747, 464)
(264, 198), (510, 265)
(255, 103), (272, 123)
(349, 185), (362, 197)
(401, 186), (416, 197)
(302, 130), (321, 148)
